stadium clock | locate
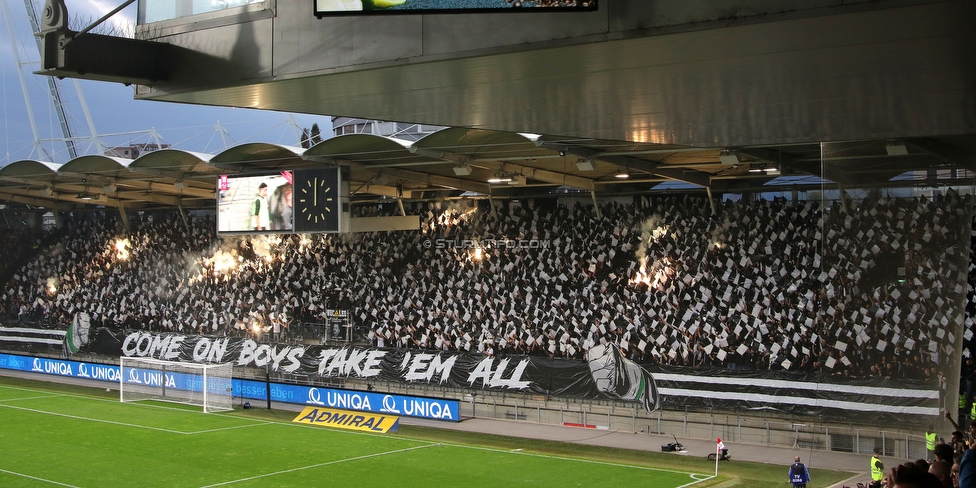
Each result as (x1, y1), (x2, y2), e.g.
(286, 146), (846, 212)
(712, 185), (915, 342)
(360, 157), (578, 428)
(294, 168), (341, 233)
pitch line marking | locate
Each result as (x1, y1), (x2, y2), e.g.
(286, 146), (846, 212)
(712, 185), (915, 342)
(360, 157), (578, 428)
(0, 468), (80, 487)
(0, 393), (65, 402)
(0, 402), (193, 434)
(677, 474), (717, 487)
(0, 380), (712, 486)
(189, 422), (277, 434)
(0, 402), (274, 435)
(0, 382), (268, 432)
(449, 442), (705, 477)
(0, 382), (242, 418)
(199, 444), (440, 487)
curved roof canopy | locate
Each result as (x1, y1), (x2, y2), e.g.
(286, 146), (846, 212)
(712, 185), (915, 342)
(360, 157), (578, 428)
(1, 126), (971, 212)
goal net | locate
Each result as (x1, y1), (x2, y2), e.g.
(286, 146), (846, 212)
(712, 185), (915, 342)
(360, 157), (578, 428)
(119, 357), (234, 413)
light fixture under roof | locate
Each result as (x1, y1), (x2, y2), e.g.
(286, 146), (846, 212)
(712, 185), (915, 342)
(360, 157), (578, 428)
(719, 149), (741, 165)
(487, 172), (512, 184)
(614, 170), (630, 179)
(452, 162), (472, 176)
(748, 164), (779, 174)
(575, 158), (595, 171)
(885, 140), (908, 156)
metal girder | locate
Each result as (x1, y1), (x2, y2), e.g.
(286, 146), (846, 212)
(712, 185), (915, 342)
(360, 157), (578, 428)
(739, 147), (821, 176)
(114, 190), (183, 206)
(2, 174), (205, 203)
(36, 0), (171, 85)
(385, 168), (491, 195)
(600, 153), (710, 188)
(474, 160), (594, 191)
(0, 179), (184, 207)
(55, 171), (215, 199)
(541, 142), (711, 188)
(1, 186), (122, 208)
(407, 147), (464, 162)
(113, 179), (213, 199)
(646, 166), (711, 187)
(125, 165), (221, 184)
(908, 138), (976, 172)
(411, 146), (595, 191)
(345, 160), (490, 195)
(0, 190), (70, 210)
(351, 184), (401, 198)
(0, 178), (91, 195)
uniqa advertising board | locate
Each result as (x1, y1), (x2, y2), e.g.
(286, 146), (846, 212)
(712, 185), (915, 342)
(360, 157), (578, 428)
(0, 353), (459, 422)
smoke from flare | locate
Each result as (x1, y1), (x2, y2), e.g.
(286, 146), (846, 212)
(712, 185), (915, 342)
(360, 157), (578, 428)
(632, 215), (671, 287)
(46, 277), (58, 295)
(114, 239), (130, 261)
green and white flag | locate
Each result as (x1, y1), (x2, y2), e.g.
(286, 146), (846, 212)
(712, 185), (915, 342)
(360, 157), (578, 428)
(64, 312), (90, 355)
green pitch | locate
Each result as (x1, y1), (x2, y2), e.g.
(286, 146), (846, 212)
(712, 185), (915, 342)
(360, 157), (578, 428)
(0, 379), (710, 488)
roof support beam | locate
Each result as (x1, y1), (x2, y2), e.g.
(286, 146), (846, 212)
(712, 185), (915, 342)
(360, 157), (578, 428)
(410, 146), (595, 191)
(474, 160), (595, 191)
(0, 191), (70, 210)
(113, 179), (213, 199)
(351, 184), (401, 198)
(541, 142), (711, 188)
(908, 138), (976, 172)
(383, 168), (491, 195)
(56, 170), (215, 199)
(4, 178), (191, 206)
(1, 187), (123, 208)
(739, 147), (821, 176)
(114, 190), (183, 206)
(0, 180), (184, 207)
(344, 160), (490, 194)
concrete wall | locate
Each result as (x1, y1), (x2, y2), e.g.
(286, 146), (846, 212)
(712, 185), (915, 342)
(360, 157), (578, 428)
(142, 0), (924, 80)
(130, 0), (975, 146)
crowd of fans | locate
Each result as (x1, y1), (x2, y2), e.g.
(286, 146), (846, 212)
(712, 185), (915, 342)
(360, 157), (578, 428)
(0, 226), (50, 278)
(0, 191), (971, 384)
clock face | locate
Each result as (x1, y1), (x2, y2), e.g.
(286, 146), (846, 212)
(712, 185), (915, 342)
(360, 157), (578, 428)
(299, 177), (333, 223)
(294, 168), (341, 233)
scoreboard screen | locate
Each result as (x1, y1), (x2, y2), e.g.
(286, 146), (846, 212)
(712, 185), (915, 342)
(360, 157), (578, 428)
(314, 1), (597, 17)
(217, 172), (293, 235)
(217, 168), (342, 235)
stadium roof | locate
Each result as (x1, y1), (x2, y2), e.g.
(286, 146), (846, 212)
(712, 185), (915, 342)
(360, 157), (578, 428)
(1, 127), (973, 211)
(11, 2), (974, 212)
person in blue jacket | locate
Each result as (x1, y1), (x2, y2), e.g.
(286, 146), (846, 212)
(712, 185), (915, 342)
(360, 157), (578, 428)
(789, 455), (811, 488)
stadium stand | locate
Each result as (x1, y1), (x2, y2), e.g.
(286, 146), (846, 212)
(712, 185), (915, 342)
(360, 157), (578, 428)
(1, 192), (972, 386)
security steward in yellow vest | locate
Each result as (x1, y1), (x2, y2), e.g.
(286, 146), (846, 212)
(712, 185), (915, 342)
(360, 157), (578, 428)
(870, 449), (884, 488)
(926, 427), (938, 460)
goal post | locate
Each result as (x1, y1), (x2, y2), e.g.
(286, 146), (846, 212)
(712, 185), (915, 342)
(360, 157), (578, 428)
(119, 357), (234, 413)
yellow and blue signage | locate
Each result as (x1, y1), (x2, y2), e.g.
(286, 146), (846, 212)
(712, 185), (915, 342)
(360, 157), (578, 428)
(293, 406), (399, 433)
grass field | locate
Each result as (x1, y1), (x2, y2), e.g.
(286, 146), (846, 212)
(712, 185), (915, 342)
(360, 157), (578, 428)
(0, 375), (853, 488)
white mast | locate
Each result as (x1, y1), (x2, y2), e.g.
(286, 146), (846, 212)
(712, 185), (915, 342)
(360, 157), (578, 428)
(73, 80), (107, 154)
(22, 0), (78, 159)
(1, 0), (53, 161)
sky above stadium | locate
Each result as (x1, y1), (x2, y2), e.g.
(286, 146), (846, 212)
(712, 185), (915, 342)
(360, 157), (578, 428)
(0, 0), (331, 166)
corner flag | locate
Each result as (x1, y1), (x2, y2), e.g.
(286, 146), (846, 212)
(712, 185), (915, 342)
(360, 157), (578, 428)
(714, 438), (725, 476)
